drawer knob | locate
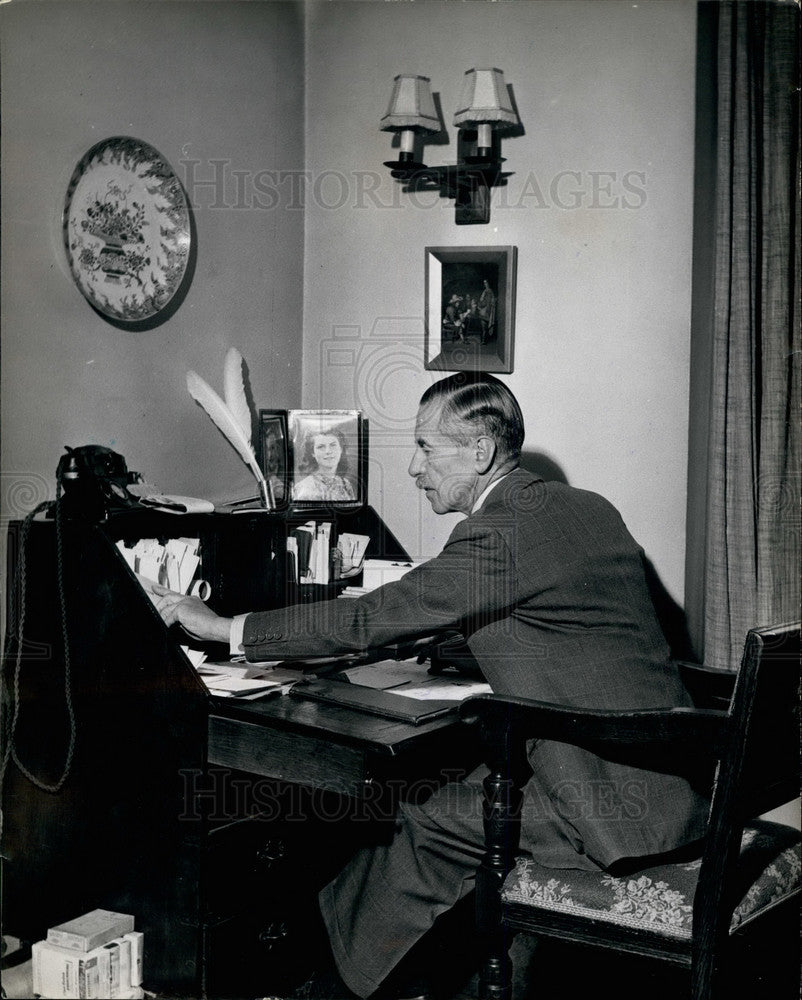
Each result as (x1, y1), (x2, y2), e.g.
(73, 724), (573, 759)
(255, 839), (286, 864)
(258, 921), (289, 948)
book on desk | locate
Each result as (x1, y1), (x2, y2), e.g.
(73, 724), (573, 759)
(289, 678), (457, 724)
(289, 654), (491, 722)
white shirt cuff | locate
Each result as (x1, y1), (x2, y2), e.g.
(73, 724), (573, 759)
(230, 614), (248, 655)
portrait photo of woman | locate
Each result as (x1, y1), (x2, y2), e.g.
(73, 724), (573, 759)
(289, 411), (362, 504)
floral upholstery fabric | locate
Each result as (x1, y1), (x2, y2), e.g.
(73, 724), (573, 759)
(501, 820), (800, 940)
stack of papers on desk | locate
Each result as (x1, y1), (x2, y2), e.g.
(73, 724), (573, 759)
(197, 661), (303, 699)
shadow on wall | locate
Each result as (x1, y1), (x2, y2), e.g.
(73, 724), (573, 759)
(641, 557), (695, 662)
(518, 449), (694, 663)
(519, 450), (569, 484)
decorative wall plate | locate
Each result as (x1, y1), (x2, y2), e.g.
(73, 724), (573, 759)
(63, 137), (191, 323)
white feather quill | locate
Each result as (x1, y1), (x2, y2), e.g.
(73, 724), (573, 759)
(223, 347), (252, 444)
(186, 367), (274, 509)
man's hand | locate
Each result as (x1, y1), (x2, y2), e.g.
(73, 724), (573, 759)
(150, 582), (233, 643)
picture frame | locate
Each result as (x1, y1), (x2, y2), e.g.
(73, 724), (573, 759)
(257, 409), (290, 508)
(424, 245), (517, 373)
(287, 409), (366, 508)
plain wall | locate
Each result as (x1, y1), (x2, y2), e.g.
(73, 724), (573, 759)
(1, 0), (305, 525)
(303, 0), (698, 604)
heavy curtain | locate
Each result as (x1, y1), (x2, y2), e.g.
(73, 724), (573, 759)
(703, 1), (800, 671)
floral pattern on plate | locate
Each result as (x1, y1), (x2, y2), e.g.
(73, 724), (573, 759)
(63, 136), (191, 322)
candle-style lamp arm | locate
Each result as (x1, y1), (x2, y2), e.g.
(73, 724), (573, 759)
(384, 156), (505, 226)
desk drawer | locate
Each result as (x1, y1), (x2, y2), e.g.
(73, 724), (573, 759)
(208, 715), (370, 795)
(205, 816), (295, 918)
(204, 907), (309, 999)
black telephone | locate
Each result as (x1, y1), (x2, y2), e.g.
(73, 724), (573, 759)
(55, 445), (143, 521)
(0, 446), (146, 806)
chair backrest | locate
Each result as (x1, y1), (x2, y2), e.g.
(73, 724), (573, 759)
(714, 621), (800, 825)
(694, 622), (800, 946)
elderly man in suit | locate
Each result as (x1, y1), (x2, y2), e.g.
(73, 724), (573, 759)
(155, 373), (707, 1000)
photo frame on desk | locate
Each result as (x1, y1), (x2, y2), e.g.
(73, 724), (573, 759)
(424, 245), (516, 374)
(288, 409), (366, 509)
(257, 409), (290, 508)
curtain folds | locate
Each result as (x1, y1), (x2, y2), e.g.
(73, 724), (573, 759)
(703, 1), (800, 671)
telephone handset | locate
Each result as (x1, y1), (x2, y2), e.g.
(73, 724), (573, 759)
(56, 444), (143, 521)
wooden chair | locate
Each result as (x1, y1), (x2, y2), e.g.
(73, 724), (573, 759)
(459, 622), (801, 1000)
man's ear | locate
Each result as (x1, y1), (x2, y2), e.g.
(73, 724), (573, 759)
(474, 436), (497, 474)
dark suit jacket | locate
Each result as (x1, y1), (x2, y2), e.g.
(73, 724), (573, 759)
(242, 469), (708, 868)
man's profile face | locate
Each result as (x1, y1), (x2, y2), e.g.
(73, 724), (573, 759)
(408, 400), (478, 515)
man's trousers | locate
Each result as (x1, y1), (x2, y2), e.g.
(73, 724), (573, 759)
(319, 771), (600, 999)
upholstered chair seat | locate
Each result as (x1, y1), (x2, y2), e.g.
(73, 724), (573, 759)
(502, 820), (800, 941)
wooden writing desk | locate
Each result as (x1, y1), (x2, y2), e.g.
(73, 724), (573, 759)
(1, 509), (476, 998)
(209, 683), (471, 797)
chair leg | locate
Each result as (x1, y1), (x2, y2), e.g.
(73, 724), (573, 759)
(477, 948), (514, 1000)
(475, 861), (514, 1000)
(476, 762), (521, 1000)
(690, 942), (716, 1000)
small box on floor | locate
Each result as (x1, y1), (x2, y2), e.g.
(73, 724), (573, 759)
(32, 940), (145, 999)
(33, 909), (144, 999)
(47, 910), (135, 953)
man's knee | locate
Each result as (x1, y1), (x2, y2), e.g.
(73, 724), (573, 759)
(396, 781), (485, 851)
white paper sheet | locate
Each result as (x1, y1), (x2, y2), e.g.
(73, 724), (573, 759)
(338, 659), (491, 701)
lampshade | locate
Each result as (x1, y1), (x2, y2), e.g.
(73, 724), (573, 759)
(380, 74), (440, 133)
(453, 68), (516, 128)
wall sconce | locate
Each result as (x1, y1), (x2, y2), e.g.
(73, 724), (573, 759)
(381, 68), (518, 225)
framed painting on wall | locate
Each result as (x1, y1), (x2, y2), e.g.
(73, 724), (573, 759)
(424, 245), (517, 373)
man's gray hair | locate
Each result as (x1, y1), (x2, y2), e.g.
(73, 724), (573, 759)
(420, 373), (525, 461)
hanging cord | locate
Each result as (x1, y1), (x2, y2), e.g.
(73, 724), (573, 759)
(0, 471), (78, 843)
